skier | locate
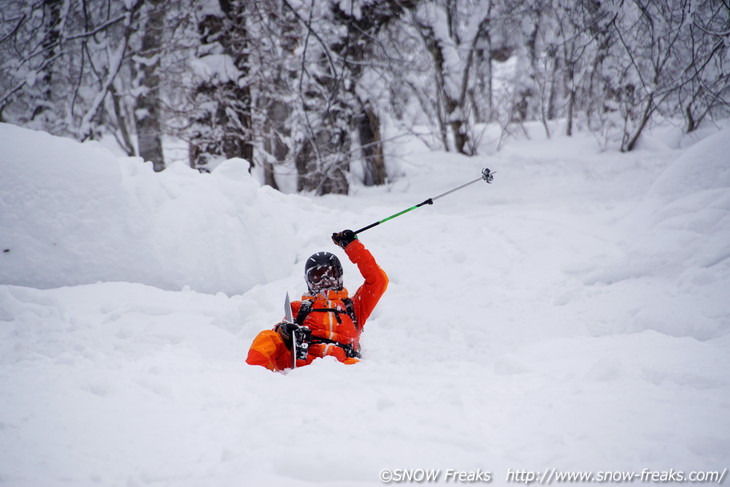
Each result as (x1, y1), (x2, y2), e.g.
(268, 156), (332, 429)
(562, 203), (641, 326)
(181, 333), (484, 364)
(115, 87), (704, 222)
(246, 230), (388, 371)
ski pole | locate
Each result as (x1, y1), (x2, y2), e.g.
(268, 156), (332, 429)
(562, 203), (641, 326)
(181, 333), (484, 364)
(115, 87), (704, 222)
(285, 293), (297, 369)
(353, 168), (494, 235)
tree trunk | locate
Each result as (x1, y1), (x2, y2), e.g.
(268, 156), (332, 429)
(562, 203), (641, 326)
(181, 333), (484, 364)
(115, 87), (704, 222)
(110, 84), (136, 156)
(622, 95), (654, 152)
(135, 0), (165, 172)
(566, 89), (575, 137)
(358, 103), (386, 186)
(30, 0), (63, 127)
(565, 59), (575, 136)
(262, 99), (289, 190)
(220, 0), (254, 166)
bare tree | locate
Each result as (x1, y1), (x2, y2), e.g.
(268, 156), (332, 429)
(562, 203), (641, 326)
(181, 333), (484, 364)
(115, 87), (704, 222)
(135, 0), (166, 171)
(610, 0), (728, 151)
(677, 0), (730, 133)
(2, 0), (728, 186)
(189, 0), (254, 171)
(401, 0), (498, 155)
(0, 0), (149, 153)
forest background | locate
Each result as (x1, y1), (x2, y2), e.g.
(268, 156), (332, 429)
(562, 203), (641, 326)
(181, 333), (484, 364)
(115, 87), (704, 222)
(1, 0), (728, 194)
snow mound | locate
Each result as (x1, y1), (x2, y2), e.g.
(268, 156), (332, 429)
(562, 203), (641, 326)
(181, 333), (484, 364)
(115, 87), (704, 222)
(640, 127), (730, 269)
(577, 128), (730, 340)
(624, 127), (730, 272)
(648, 127), (730, 200)
(0, 123), (309, 295)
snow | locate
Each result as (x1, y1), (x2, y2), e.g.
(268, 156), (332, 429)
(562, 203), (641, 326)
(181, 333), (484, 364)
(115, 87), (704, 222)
(0, 124), (302, 295)
(1, 121), (729, 486)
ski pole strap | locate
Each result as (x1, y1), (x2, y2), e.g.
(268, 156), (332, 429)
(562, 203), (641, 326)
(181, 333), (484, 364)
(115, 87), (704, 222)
(310, 336), (362, 359)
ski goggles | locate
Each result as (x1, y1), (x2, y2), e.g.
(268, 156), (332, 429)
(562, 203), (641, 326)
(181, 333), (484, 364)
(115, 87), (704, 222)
(307, 266), (341, 285)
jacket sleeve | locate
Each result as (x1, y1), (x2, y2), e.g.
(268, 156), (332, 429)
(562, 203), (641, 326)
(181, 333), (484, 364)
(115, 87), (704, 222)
(345, 239), (388, 328)
(246, 301), (301, 371)
(246, 330), (290, 371)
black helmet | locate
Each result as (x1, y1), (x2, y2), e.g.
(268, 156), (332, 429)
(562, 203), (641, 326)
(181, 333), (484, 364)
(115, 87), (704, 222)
(304, 252), (343, 294)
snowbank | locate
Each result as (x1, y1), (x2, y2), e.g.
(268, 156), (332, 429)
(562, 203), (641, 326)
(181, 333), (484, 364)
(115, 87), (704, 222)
(642, 127), (730, 270)
(579, 127), (730, 340)
(0, 123), (310, 295)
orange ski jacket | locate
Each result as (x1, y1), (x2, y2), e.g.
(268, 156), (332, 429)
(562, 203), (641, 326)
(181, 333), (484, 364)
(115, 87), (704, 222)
(246, 240), (388, 370)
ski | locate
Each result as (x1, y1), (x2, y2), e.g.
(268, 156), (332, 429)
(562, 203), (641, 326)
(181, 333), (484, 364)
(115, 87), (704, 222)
(285, 292), (311, 369)
(284, 293), (297, 369)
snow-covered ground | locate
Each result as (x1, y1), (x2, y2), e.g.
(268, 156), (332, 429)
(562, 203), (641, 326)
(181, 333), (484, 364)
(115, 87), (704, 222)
(1, 121), (728, 487)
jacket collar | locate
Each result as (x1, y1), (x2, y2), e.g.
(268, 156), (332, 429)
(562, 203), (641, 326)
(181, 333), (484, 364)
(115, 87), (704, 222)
(302, 288), (349, 301)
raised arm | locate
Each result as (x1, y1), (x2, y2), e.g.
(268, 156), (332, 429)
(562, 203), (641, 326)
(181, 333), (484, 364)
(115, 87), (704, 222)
(344, 239), (388, 327)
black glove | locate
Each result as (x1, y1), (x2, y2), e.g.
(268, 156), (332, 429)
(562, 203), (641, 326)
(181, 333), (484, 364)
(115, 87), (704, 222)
(275, 322), (298, 347)
(332, 229), (357, 249)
